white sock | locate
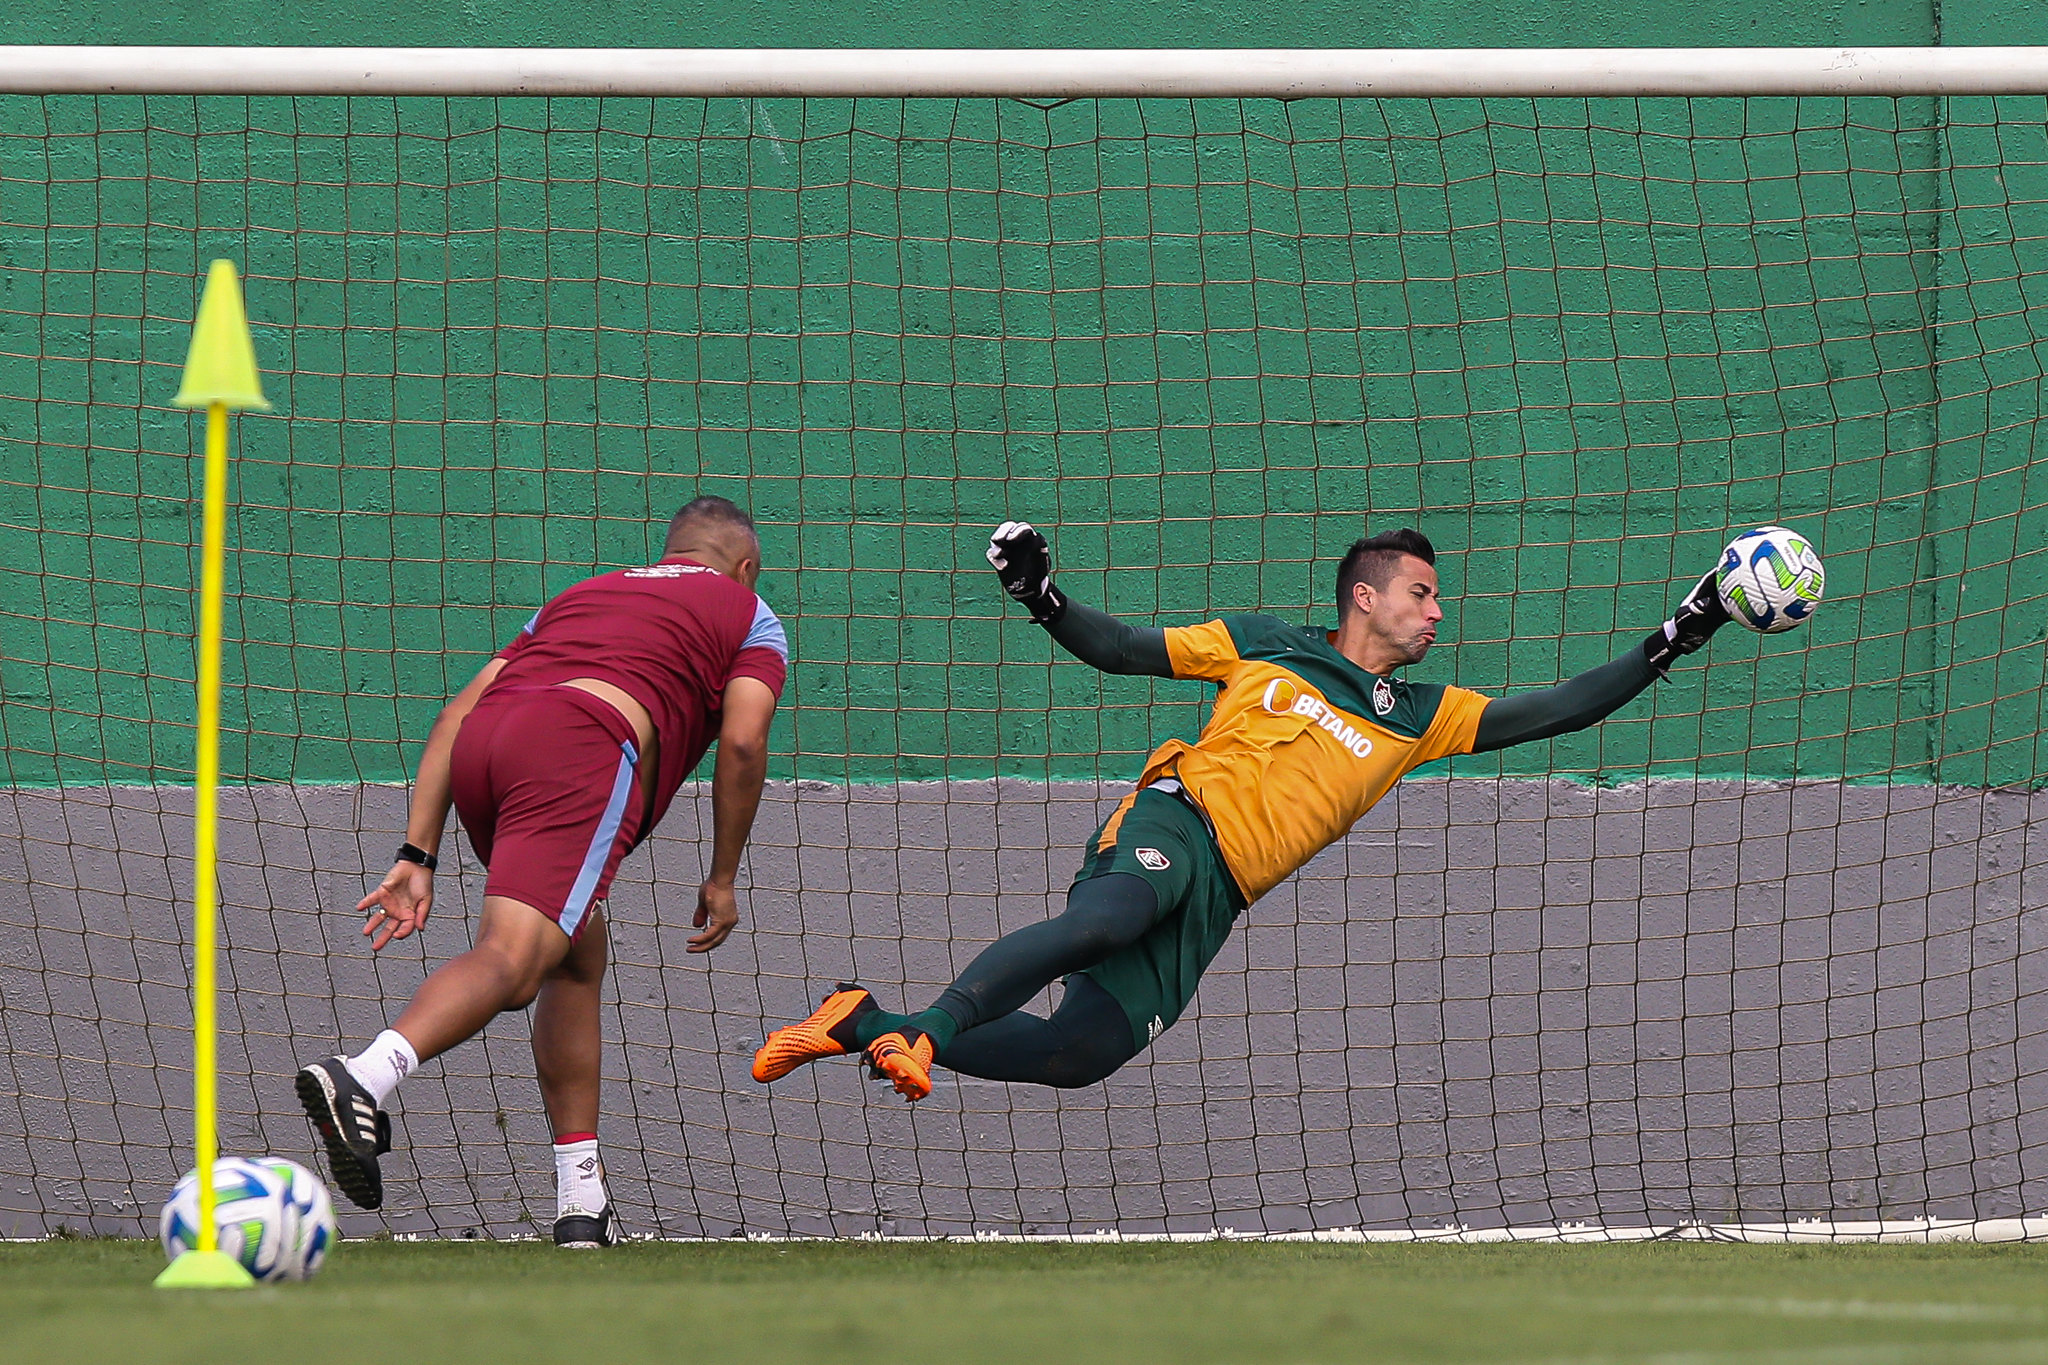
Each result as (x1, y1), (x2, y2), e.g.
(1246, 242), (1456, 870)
(553, 1137), (608, 1219)
(342, 1029), (418, 1106)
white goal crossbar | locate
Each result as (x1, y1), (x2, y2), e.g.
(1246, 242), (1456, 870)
(6, 46), (2048, 99)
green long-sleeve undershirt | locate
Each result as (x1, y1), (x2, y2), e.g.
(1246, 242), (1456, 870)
(1468, 648), (1656, 752)
(1044, 598), (1174, 676)
(1039, 598), (1658, 752)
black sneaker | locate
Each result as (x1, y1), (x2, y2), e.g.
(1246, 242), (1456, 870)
(554, 1204), (623, 1249)
(295, 1056), (392, 1210)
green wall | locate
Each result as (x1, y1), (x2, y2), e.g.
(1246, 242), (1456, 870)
(2, 4), (2045, 787)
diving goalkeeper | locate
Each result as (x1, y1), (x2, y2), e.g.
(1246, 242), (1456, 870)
(754, 522), (1733, 1102)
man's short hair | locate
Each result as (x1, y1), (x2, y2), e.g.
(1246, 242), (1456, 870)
(1336, 528), (1436, 615)
(666, 495), (757, 547)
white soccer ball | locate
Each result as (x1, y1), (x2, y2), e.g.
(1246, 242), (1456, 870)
(272, 1155), (338, 1278)
(1715, 526), (1825, 634)
(160, 1155), (337, 1282)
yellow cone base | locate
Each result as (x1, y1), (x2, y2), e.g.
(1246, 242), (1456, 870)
(154, 1249), (257, 1289)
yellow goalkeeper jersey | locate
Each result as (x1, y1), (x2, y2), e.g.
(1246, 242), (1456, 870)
(1123, 613), (1491, 904)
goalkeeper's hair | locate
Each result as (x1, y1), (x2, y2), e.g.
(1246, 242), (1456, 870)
(665, 495), (757, 549)
(1337, 528), (1437, 615)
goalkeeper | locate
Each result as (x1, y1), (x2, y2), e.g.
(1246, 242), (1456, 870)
(755, 522), (1733, 1102)
(295, 496), (786, 1244)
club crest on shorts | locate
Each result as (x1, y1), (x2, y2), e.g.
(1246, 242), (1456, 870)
(1135, 847), (1171, 871)
(1372, 675), (1396, 716)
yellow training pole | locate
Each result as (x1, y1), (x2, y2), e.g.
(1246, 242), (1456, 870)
(157, 261), (268, 1291)
(190, 401), (229, 1249)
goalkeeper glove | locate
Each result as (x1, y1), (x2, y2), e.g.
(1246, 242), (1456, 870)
(1642, 570), (1732, 678)
(987, 520), (1068, 625)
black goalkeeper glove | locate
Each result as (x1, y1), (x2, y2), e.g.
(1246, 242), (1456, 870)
(986, 520), (1068, 625)
(1642, 570), (1733, 678)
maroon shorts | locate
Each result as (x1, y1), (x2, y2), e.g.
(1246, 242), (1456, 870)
(448, 684), (646, 940)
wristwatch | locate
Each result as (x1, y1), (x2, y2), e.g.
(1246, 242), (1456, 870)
(395, 841), (439, 871)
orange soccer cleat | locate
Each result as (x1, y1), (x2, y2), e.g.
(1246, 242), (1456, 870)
(752, 983), (878, 1083)
(863, 1027), (936, 1102)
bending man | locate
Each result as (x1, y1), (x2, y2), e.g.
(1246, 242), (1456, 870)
(297, 496), (786, 1246)
(755, 522), (1737, 1102)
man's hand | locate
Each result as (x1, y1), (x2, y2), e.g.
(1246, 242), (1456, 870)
(690, 879), (738, 952)
(1643, 570), (1733, 677)
(700, 676), (773, 955)
(358, 860), (435, 952)
(987, 521), (1068, 624)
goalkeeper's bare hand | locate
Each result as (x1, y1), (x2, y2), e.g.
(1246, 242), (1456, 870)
(358, 861), (434, 952)
(987, 520), (1068, 624)
(1642, 569), (1733, 677)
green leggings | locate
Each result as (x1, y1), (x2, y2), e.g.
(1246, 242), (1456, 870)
(930, 873), (1157, 1089)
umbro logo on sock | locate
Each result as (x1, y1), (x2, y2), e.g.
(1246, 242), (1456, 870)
(577, 1157), (597, 1176)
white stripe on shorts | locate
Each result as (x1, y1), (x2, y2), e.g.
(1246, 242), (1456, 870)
(561, 739), (638, 938)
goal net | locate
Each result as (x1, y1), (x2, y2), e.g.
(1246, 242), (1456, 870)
(3, 49), (2046, 1241)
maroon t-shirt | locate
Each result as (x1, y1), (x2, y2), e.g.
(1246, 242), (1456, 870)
(490, 556), (787, 836)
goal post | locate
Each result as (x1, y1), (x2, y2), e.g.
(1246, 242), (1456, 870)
(11, 46), (2048, 96)
(1, 48), (2045, 1242)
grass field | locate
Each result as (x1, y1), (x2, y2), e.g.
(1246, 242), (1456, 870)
(7, 1240), (2048, 1364)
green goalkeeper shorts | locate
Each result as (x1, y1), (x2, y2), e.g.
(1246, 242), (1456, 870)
(1072, 785), (1249, 1049)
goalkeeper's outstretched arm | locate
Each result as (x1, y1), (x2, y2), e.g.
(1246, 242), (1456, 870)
(986, 521), (1173, 678)
(1472, 569), (1731, 754)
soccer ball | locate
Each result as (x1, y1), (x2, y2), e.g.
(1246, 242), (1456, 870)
(1715, 526), (1825, 633)
(160, 1155), (337, 1282)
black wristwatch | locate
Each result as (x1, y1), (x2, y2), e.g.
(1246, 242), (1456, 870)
(395, 841), (439, 871)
